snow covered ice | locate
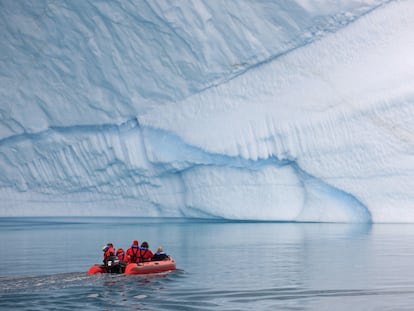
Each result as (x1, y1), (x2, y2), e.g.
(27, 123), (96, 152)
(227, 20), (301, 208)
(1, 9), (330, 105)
(1, 0), (414, 222)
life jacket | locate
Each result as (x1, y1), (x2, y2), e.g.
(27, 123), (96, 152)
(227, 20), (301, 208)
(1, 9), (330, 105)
(126, 246), (140, 263)
(116, 249), (126, 261)
(104, 246), (115, 260)
(152, 251), (168, 261)
(138, 247), (153, 262)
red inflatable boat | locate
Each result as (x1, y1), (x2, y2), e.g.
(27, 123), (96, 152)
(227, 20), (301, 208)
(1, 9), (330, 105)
(88, 258), (176, 275)
(125, 259), (176, 275)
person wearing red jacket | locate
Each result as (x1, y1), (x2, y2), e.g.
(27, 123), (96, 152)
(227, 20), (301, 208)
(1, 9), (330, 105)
(137, 241), (153, 262)
(115, 247), (127, 272)
(102, 243), (115, 264)
(126, 240), (140, 263)
(116, 248), (126, 261)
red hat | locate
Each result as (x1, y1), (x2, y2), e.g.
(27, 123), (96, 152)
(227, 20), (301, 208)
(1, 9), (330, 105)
(132, 240), (139, 246)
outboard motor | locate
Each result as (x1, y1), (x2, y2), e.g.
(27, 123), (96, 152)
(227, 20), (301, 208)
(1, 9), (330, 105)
(104, 255), (122, 273)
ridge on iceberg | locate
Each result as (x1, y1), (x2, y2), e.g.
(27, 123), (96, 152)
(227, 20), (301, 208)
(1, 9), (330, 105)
(0, 0), (413, 222)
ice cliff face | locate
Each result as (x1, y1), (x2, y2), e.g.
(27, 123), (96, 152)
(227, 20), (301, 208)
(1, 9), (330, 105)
(1, 0), (414, 222)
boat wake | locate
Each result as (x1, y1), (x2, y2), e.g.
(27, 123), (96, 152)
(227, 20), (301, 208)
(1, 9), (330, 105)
(0, 272), (90, 292)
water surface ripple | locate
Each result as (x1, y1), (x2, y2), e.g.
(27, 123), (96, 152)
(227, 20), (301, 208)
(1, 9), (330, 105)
(2, 218), (414, 310)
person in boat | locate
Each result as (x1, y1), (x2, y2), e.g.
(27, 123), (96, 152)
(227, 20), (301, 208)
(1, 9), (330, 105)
(116, 248), (126, 261)
(126, 240), (140, 263)
(137, 241), (154, 262)
(102, 243), (115, 264)
(115, 247), (127, 272)
(151, 247), (169, 261)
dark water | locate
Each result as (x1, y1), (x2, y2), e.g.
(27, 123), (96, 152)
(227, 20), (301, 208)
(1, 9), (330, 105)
(1, 218), (414, 310)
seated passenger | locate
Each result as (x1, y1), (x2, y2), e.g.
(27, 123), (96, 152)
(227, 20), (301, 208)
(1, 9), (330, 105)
(102, 243), (115, 264)
(138, 241), (153, 262)
(152, 247), (169, 261)
(116, 248), (126, 262)
(126, 240), (140, 263)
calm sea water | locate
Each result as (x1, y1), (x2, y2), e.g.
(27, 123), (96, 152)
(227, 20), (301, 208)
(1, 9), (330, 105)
(1, 217), (414, 310)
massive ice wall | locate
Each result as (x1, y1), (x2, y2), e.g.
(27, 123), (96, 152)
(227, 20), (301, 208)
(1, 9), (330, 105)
(1, 0), (413, 222)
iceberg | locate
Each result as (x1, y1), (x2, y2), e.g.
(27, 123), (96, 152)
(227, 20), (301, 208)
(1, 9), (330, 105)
(1, 0), (413, 222)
